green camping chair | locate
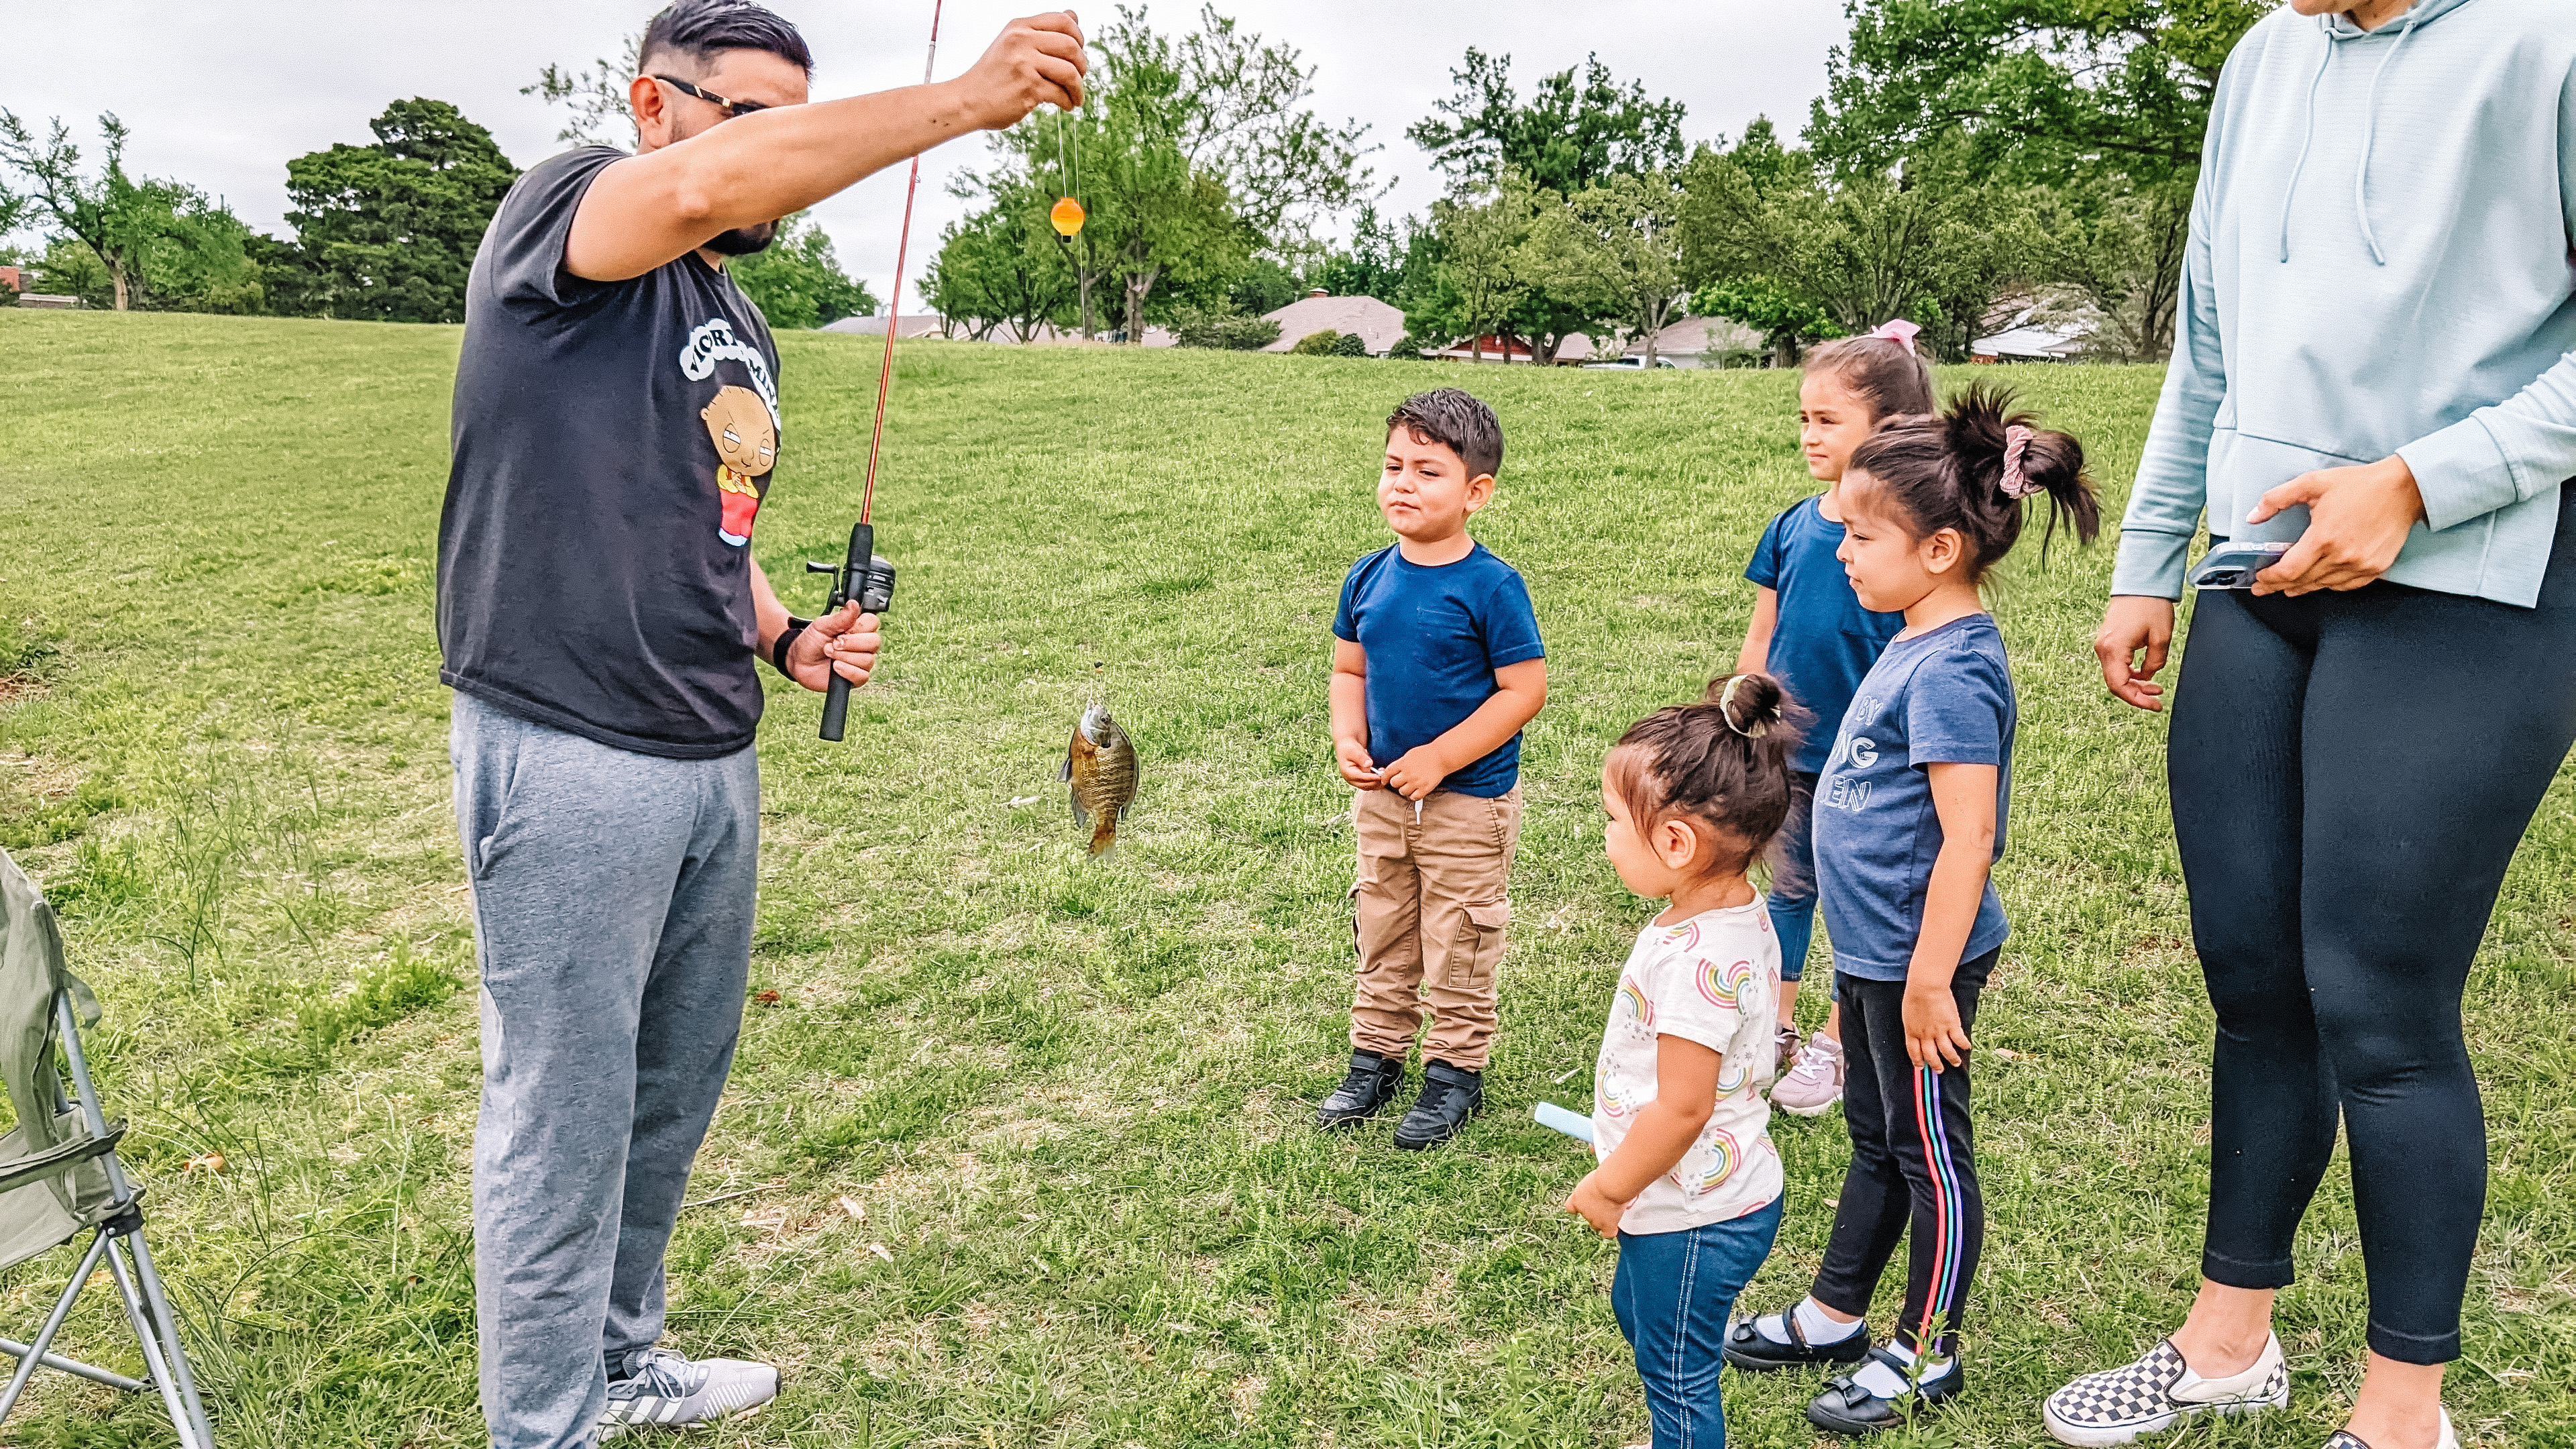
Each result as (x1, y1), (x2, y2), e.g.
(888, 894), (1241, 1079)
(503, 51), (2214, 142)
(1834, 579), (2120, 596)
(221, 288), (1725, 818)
(0, 848), (213, 1446)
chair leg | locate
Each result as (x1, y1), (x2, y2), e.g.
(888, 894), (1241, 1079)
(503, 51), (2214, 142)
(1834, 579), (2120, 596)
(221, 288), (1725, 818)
(119, 1227), (214, 1444)
(0, 1230), (109, 1422)
(105, 1236), (208, 1449)
(0, 1332), (148, 1393)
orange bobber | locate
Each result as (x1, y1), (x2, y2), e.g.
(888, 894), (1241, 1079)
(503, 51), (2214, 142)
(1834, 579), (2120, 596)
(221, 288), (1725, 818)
(1049, 195), (1086, 240)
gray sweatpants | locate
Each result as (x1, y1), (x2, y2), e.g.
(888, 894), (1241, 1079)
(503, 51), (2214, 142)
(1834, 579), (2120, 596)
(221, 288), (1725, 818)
(450, 692), (759, 1449)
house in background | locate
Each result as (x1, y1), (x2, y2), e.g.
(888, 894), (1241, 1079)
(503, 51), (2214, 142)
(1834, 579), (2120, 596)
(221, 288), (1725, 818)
(1971, 303), (2091, 363)
(1262, 290), (1408, 356)
(0, 266), (19, 294)
(1552, 315), (1763, 368)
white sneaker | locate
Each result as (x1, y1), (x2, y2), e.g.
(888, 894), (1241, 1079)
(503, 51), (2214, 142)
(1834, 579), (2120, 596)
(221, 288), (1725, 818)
(2042, 1334), (2288, 1446)
(2323, 1408), (2458, 1449)
(598, 1347), (779, 1438)
(1772, 1029), (1845, 1116)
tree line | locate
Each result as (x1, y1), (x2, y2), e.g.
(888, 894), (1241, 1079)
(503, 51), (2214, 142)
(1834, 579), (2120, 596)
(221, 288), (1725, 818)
(0, 97), (872, 330)
(4, 0), (2267, 360)
(929, 0), (2265, 364)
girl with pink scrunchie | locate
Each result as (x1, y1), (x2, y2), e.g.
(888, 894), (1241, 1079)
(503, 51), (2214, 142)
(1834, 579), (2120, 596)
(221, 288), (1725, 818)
(1725, 385), (2100, 1438)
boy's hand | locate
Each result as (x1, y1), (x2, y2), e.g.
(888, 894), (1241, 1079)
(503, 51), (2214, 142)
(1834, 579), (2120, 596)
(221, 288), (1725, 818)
(1902, 981), (1971, 1070)
(786, 603), (881, 693)
(1378, 745), (1449, 801)
(1336, 741), (1383, 790)
(1565, 1171), (1626, 1240)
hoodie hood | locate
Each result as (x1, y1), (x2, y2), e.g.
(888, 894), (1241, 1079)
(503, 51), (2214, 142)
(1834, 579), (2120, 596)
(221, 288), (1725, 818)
(2279, 0), (2484, 264)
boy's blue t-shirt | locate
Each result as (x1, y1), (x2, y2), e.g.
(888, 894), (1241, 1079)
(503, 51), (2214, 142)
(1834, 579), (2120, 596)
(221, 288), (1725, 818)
(1744, 496), (1907, 775)
(1333, 542), (1544, 798)
(1811, 614), (2015, 981)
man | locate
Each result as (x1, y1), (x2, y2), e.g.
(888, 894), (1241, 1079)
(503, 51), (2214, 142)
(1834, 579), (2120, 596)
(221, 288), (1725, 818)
(2061, 2), (2575, 1448)
(435, 5), (1084, 1446)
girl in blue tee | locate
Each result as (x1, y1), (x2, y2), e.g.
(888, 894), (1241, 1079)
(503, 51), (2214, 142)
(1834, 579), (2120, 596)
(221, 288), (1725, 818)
(1737, 325), (1932, 1114)
(1724, 386), (2099, 1438)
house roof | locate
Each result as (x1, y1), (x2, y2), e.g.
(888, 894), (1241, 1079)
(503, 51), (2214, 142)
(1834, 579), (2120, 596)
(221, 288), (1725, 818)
(1970, 323), (2086, 360)
(821, 314), (950, 339)
(1553, 315), (1763, 362)
(1260, 294), (1409, 355)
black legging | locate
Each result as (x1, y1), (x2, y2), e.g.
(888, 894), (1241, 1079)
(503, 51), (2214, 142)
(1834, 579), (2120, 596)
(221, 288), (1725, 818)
(2168, 483), (2576, 1364)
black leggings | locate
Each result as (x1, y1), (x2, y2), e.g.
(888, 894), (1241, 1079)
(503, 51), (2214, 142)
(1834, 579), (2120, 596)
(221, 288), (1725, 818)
(1812, 950), (1995, 1358)
(2169, 486), (2576, 1364)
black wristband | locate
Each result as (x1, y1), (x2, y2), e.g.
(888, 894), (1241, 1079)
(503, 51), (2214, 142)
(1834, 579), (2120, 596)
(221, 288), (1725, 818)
(771, 616), (812, 678)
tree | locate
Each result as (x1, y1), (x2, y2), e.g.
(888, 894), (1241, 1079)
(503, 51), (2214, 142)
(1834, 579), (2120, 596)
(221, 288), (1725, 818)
(924, 191), (1073, 343)
(278, 99), (519, 323)
(1691, 276), (1838, 368)
(0, 111), (261, 313)
(1521, 170), (1686, 364)
(729, 211), (878, 329)
(1409, 50), (1686, 198)
(1428, 174), (1536, 363)
(524, 33), (642, 148)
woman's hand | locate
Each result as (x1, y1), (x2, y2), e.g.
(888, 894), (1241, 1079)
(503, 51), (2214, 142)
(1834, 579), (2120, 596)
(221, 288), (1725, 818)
(2247, 455), (2424, 596)
(1902, 981), (1971, 1070)
(2095, 596), (2176, 712)
(786, 602), (880, 693)
(1565, 1171), (1627, 1240)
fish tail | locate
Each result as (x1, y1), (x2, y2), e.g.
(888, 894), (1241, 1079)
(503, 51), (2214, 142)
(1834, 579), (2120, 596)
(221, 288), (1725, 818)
(1088, 818), (1118, 857)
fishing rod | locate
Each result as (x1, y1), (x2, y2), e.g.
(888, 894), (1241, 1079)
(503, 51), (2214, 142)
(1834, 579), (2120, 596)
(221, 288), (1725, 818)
(810, 0), (943, 742)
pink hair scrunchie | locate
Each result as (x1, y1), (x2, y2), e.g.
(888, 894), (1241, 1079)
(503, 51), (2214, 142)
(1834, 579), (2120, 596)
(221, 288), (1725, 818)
(2000, 424), (2041, 499)
(1868, 319), (1922, 351)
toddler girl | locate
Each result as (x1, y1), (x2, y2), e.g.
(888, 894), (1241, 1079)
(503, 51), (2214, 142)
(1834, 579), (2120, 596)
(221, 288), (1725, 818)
(1740, 322), (1933, 1115)
(1723, 385), (2098, 1436)
(1565, 672), (1804, 1448)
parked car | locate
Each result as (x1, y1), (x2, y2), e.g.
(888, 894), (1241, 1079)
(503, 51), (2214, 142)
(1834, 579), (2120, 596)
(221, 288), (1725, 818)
(1580, 354), (1680, 370)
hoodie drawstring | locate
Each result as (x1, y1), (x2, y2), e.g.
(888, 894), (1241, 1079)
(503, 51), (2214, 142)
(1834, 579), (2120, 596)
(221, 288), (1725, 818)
(2353, 7), (2425, 267)
(2277, 40), (2335, 264)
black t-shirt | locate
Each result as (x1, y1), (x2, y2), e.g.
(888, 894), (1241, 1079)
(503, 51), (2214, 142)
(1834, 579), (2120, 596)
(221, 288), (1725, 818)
(437, 146), (783, 759)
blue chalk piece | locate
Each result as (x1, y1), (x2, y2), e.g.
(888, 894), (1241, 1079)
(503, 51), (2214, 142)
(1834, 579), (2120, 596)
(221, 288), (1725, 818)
(1533, 1101), (1595, 1144)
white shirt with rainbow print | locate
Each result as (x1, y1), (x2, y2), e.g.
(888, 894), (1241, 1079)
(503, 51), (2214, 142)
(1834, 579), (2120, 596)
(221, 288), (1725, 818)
(1591, 898), (1784, 1236)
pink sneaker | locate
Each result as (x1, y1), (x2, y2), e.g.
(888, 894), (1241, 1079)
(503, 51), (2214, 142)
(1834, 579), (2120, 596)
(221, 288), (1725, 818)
(1772, 1030), (1844, 1117)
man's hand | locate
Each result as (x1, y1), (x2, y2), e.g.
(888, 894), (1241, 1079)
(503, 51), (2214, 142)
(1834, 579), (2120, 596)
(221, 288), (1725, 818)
(2248, 455), (2424, 596)
(1336, 741), (1383, 790)
(953, 12), (1088, 129)
(2095, 596), (2177, 712)
(785, 602), (879, 693)
(1378, 746), (1450, 801)
(1565, 1171), (1627, 1240)
(1902, 981), (1971, 1070)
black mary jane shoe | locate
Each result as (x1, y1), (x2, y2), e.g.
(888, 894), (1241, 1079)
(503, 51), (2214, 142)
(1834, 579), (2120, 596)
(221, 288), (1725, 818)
(1806, 1344), (1964, 1437)
(1724, 1307), (1872, 1373)
(1316, 1050), (1405, 1129)
(1392, 1059), (1483, 1149)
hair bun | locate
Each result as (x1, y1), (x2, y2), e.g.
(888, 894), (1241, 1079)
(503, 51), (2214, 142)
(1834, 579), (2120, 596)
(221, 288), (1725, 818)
(1708, 672), (1786, 738)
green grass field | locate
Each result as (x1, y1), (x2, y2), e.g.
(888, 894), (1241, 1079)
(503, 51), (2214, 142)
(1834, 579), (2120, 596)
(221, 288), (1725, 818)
(1, 310), (2570, 1449)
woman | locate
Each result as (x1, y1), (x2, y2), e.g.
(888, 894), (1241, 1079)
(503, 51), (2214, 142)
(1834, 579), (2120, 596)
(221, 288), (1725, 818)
(2059, 2), (2576, 1448)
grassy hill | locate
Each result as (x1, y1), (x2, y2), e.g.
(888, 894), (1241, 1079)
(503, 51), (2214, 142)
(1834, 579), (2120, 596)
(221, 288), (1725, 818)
(0, 310), (2569, 1448)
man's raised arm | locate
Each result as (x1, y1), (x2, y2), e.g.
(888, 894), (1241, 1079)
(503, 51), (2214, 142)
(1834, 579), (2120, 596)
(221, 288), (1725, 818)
(566, 11), (1086, 282)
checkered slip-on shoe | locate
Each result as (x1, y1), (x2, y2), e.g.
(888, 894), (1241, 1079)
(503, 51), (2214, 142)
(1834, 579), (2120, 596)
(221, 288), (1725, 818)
(2042, 1334), (2288, 1446)
(2321, 1408), (2459, 1449)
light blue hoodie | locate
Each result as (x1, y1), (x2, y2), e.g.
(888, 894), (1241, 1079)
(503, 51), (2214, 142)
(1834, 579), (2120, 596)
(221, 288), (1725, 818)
(2114, 0), (2576, 607)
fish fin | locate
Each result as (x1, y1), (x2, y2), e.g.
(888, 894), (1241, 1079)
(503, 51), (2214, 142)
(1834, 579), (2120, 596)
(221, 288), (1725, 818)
(1118, 803), (1131, 822)
(1070, 786), (1089, 828)
(1088, 819), (1117, 857)
(1058, 752), (1072, 782)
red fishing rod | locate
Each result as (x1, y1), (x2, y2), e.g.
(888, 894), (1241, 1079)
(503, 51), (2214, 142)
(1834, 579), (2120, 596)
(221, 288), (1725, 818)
(812, 0), (942, 741)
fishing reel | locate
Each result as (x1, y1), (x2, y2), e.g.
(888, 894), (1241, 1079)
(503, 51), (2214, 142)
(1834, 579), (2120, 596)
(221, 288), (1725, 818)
(806, 521), (896, 742)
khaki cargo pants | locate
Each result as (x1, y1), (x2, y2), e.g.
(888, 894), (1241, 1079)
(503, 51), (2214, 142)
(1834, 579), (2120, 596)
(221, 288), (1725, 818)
(1348, 785), (1522, 1072)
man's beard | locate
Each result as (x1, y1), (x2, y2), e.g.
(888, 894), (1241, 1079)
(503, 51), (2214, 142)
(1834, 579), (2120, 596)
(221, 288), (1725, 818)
(706, 221), (779, 256)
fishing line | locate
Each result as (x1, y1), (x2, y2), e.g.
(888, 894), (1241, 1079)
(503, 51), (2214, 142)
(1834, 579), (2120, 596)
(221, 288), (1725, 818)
(859, 0), (945, 528)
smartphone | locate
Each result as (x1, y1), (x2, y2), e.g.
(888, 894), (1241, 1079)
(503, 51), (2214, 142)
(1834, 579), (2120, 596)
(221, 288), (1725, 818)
(2189, 541), (2293, 590)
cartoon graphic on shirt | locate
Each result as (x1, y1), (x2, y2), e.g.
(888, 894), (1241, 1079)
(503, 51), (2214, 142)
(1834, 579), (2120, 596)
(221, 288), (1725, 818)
(1677, 1127), (1743, 1194)
(700, 384), (776, 546)
(1697, 957), (1760, 1010)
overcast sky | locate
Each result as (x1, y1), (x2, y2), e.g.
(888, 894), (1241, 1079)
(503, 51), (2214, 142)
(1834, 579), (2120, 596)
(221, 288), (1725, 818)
(7, 1), (1852, 311)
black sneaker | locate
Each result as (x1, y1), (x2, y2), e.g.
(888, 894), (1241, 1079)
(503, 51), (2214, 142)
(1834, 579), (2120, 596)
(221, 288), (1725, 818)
(1316, 1050), (1405, 1128)
(1807, 1344), (1965, 1437)
(1725, 1307), (1873, 1373)
(1392, 1060), (1483, 1150)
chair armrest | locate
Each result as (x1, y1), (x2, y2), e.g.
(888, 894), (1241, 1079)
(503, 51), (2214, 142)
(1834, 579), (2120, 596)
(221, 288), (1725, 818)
(0, 1119), (125, 1196)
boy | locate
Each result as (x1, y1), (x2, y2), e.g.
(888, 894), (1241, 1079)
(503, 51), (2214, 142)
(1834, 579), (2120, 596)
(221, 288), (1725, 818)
(1320, 388), (1547, 1149)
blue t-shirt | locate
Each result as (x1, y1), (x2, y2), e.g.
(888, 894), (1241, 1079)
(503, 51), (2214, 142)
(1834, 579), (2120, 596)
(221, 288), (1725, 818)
(1744, 496), (1907, 775)
(1811, 614), (2015, 981)
(1333, 542), (1545, 798)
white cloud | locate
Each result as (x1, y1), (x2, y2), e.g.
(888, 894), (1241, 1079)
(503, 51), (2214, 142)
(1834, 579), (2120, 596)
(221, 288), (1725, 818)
(7, 0), (1849, 310)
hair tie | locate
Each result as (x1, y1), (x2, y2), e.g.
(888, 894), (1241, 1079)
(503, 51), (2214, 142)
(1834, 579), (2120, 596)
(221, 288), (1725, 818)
(1718, 676), (1768, 739)
(1868, 319), (1921, 352)
(2000, 425), (2041, 499)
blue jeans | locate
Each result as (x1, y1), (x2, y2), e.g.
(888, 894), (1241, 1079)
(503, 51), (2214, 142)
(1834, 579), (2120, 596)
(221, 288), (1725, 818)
(1611, 1197), (1784, 1449)
(1763, 773), (1819, 982)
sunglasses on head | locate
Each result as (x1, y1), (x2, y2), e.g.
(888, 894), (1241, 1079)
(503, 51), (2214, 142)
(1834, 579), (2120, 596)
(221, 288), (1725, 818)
(652, 74), (772, 119)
